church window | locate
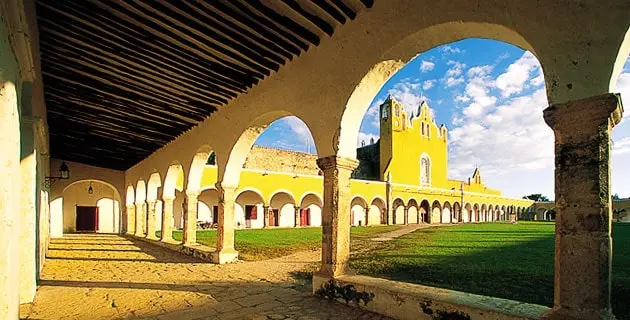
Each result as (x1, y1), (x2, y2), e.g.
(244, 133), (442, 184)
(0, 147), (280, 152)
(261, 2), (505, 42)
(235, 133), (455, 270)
(426, 124), (430, 137)
(382, 107), (388, 119)
(395, 106), (400, 117)
(421, 122), (425, 135)
(420, 156), (431, 186)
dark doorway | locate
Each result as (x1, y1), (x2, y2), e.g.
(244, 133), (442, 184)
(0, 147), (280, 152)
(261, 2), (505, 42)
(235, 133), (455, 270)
(212, 206), (218, 224)
(270, 209), (279, 226)
(76, 206), (98, 232)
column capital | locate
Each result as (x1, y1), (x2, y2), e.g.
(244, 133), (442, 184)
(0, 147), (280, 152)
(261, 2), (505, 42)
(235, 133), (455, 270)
(215, 181), (237, 193)
(146, 199), (156, 205)
(316, 155), (359, 171)
(126, 204), (136, 209)
(543, 93), (623, 131)
(162, 196), (175, 202)
(134, 201), (144, 207)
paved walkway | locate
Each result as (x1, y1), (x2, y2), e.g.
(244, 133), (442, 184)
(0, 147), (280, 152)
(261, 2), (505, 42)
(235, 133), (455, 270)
(370, 223), (438, 242)
(20, 234), (391, 320)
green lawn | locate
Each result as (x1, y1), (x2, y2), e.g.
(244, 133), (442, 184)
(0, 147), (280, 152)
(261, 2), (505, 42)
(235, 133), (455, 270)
(168, 225), (400, 261)
(349, 222), (630, 319)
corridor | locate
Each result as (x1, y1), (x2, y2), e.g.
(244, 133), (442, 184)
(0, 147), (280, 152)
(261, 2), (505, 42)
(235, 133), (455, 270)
(20, 235), (388, 320)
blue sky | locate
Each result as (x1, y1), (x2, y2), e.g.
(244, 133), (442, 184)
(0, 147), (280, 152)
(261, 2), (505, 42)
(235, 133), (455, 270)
(254, 39), (630, 199)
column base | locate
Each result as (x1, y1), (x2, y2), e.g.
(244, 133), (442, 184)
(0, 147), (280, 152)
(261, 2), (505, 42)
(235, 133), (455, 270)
(541, 307), (616, 320)
(312, 272), (333, 294)
(211, 248), (239, 264)
(146, 234), (158, 240)
(134, 233), (146, 237)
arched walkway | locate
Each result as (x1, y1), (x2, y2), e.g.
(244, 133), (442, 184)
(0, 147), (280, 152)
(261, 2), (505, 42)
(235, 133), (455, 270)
(235, 189), (265, 229)
(299, 193), (323, 227)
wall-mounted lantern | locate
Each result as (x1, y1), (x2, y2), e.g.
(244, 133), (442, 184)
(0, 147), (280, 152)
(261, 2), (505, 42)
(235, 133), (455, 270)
(88, 182), (94, 194)
(44, 161), (70, 188)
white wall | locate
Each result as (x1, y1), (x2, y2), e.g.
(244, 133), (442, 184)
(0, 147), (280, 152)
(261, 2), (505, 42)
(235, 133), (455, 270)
(462, 208), (470, 223)
(305, 204), (322, 226)
(351, 204), (366, 226)
(442, 207), (451, 223)
(368, 204), (382, 225)
(60, 181), (121, 233)
(96, 198), (120, 233)
(408, 206), (419, 224)
(50, 198), (63, 238)
(431, 207), (441, 224)
(278, 203), (295, 227)
(395, 206), (405, 224)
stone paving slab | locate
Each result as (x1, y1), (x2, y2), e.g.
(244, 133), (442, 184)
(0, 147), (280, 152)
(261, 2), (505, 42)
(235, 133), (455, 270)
(20, 234), (391, 320)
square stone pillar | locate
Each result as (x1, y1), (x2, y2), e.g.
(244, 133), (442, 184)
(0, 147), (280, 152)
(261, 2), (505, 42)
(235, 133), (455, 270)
(145, 200), (157, 240)
(294, 206), (300, 227)
(126, 205), (136, 235)
(183, 192), (198, 245)
(315, 156), (359, 277)
(160, 197), (174, 242)
(542, 93), (623, 320)
(213, 184), (239, 264)
(364, 207), (369, 226)
(404, 207), (409, 225)
(134, 202), (145, 237)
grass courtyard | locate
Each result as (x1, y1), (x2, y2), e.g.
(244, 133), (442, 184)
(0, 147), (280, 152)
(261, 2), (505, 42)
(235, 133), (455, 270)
(350, 222), (630, 319)
(169, 225), (400, 261)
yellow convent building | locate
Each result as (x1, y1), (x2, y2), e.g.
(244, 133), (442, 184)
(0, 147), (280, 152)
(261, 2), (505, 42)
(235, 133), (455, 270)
(151, 96), (531, 232)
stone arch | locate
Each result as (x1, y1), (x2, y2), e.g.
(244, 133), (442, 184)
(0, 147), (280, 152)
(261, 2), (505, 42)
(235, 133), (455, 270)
(431, 200), (442, 224)
(407, 199), (420, 224)
(610, 27), (630, 92)
(235, 189), (265, 229)
(135, 180), (147, 204)
(299, 193), (323, 227)
(420, 199), (431, 224)
(163, 162), (184, 199)
(186, 145), (215, 195)
(501, 205), (507, 221)
(494, 205), (500, 221)
(464, 203), (472, 223)
(351, 196), (369, 226)
(392, 198), (406, 225)
(337, 21), (540, 158)
(197, 188), (219, 225)
(125, 185), (135, 206)
(56, 179), (123, 234)
(472, 203), (480, 222)
(221, 113), (318, 188)
(442, 201), (452, 224)
(269, 191), (297, 227)
(146, 172), (162, 202)
(481, 203), (488, 222)
(369, 197), (387, 225)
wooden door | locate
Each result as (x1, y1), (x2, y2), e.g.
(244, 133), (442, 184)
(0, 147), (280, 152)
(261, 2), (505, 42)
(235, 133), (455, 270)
(270, 209), (279, 226)
(76, 206), (98, 232)
(300, 209), (309, 226)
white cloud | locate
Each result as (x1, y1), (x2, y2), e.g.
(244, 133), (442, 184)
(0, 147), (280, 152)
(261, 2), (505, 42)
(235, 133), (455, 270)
(386, 80), (431, 117)
(422, 80), (435, 90)
(446, 60), (466, 77)
(495, 51), (542, 97)
(357, 132), (379, 147)
(467, 65), (493, 78)
(420, 60), (435, 72)
(441, 45), (462, 54)
(445, 77), (464, 87)
(455, 95), (470, 103)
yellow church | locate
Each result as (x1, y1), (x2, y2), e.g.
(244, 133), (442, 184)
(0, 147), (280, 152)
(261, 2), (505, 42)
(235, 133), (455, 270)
(148, 96), (532, 233)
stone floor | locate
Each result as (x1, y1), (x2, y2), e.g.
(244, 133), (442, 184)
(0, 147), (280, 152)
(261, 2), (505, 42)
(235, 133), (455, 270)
(20, 234), (391, 320)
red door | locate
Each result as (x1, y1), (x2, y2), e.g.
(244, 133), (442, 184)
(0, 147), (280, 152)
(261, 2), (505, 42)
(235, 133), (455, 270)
(270, 209), (279, 226)
(76, 206), (98, 232)
(300, 209), (309, 226)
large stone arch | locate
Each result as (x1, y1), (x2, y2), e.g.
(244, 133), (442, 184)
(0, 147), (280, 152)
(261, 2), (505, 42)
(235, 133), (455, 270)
(221, 112), (318, 188)
(392, 198), (406, 225)
(351, 196), (369, 226)
(337, 21), (541, 158)
(464, 203), (472, 223)
(431, 200), (442, 224)
(442, 201), (452, 224)
(186, 145), (215, 195)
(369, 197), (387, 225)
(407, 198), (420, 224)
(420, 199), (431, 224)
(472, 203), (480, 222)
(269, 191), (297, 227)
(146, 172), (162, 202)
(453, 202), (462, 223)
(163, 162), (184, 199)
(125, 185), (135, 206)
(610, 27), (630, 92)
(481, 204), (488, 222)
(299, 193), (323, 227)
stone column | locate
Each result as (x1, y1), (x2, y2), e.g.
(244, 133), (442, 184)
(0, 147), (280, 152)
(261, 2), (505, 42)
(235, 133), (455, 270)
(364, 207), (369, 226)
(126, 205), (136, 235)
(294, 206), (300, 227)
(213, 184), (238, 264)
(183, 191), (198, 245)
(315, 156), (359, 277)
(160, 197), (174, 242)
(134, 202), (145, 237)
(263, 205), (270, 228)
(541, 93), (622, 320)
(402, 207), (408, 225)
(145, 200), (157, 240)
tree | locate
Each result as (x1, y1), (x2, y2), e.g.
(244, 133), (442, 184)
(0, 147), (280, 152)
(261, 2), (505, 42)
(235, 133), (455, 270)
(522, 194), (550, 202)
(613, 208), (627, 222)
(612, 193), (620, 200)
